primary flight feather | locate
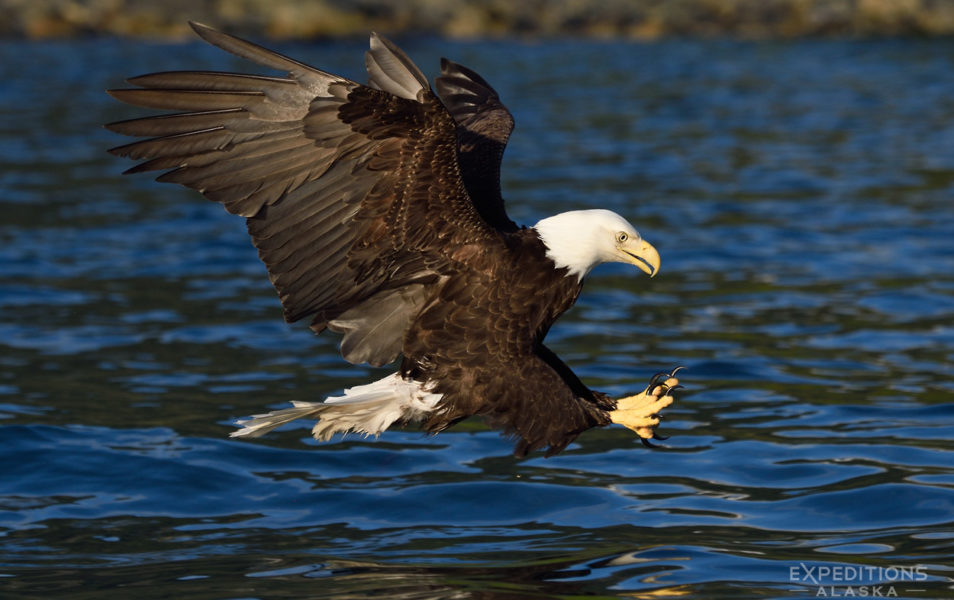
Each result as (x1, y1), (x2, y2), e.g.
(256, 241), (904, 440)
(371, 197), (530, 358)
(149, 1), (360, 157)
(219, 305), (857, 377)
(108, 22), (681, 457)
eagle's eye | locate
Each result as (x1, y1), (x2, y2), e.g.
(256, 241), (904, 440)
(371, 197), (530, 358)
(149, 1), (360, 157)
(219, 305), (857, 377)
(616, 232), (629, 243)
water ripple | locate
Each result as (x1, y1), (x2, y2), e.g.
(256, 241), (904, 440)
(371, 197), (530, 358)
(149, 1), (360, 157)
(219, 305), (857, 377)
(1, 35), (953, 598)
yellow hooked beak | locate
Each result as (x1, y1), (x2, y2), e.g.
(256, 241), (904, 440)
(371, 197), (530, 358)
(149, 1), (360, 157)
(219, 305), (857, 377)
(618, 238), (660, 277)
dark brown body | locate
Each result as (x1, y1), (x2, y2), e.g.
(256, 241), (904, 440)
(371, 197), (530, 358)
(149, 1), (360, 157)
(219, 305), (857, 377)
(403, 230), (614, 456)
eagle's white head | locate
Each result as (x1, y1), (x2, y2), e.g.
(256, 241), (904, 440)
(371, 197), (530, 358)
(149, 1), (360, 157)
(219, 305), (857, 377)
(534, 209), (660, 280)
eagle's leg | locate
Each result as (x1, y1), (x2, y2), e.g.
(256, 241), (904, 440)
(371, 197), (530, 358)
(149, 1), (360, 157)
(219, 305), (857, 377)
(609, 368), (682, 441)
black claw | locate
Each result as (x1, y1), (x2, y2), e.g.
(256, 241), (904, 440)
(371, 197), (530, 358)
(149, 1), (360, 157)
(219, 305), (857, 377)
(648, 371), (670, 389)
(637, 368), (683, 449)
(660, 384), (684, 399)
(648, 367), (686, 394)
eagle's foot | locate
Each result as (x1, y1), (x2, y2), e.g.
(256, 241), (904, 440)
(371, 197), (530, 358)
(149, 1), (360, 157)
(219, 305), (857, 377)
(609, 367), (683, 445)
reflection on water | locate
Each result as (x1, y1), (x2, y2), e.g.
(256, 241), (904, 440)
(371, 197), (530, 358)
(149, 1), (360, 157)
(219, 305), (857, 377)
(1, 35), (953, 598)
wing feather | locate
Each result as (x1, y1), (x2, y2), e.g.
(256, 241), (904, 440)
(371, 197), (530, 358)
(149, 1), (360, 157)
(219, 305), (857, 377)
(106, 109), (246, 137)
(436, 58), (517, 231)
(126, 71), (297, 91)
(188, 21), (335, 93)
(107, 88), (265, 111)
(365, 33), (430, 100)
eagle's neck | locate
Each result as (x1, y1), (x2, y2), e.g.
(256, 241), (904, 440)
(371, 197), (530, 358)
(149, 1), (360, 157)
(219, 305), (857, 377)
(532, 211), (604, 281)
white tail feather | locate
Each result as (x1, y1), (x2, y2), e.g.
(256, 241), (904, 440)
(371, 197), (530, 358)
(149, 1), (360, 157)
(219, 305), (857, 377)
(230, 373), (441, 441)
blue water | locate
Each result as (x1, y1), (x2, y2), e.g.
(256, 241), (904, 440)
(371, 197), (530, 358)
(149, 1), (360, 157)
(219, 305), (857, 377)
(2, 34), (953, 598)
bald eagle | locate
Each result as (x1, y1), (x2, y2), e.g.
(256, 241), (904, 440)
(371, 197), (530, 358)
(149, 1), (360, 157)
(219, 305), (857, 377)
(107, 22), (681, 456)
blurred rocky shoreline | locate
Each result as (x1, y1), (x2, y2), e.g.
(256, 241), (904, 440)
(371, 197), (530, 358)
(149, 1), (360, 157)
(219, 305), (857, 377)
(4, 0), (954, 39)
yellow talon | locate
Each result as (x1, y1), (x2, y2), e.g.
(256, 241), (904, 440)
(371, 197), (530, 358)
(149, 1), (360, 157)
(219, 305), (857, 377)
(609, 376), (679, 439)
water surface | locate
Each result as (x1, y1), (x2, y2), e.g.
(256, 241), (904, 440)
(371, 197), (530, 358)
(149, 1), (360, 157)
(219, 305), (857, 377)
(1, 35), (953, 598)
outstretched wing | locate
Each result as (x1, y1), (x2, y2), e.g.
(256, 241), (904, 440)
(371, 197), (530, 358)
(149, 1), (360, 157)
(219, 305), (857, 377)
(435, 59), (517, 232)
(108, 22), (506, 366)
